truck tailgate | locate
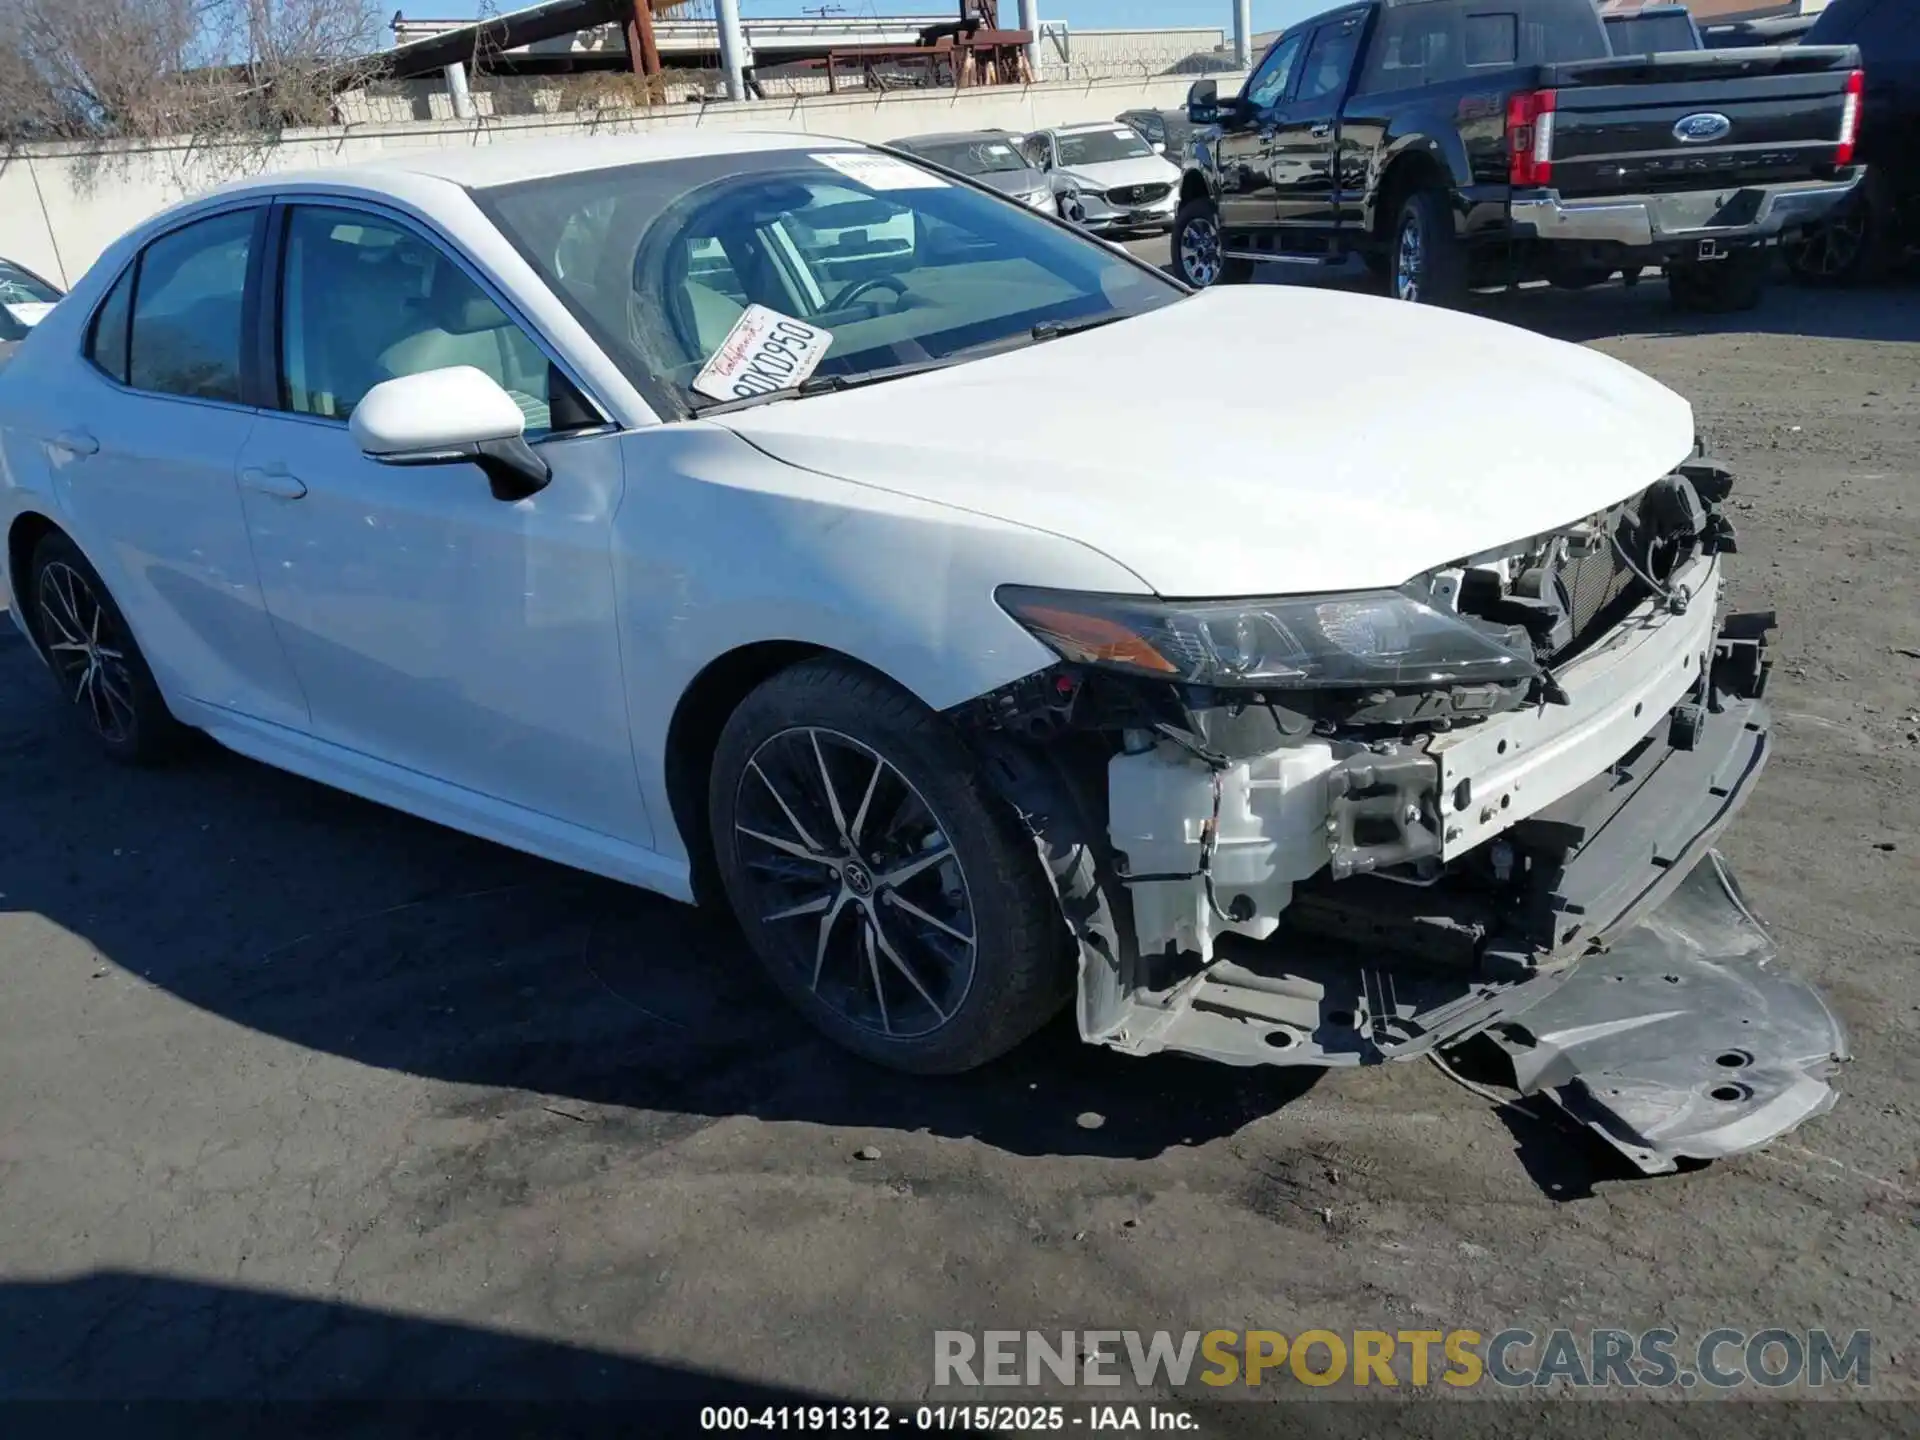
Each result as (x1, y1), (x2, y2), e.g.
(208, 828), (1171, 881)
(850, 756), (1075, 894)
(1543, 45), (1860, 199)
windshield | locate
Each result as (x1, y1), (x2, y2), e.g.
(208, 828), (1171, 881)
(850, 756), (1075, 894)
(478, 148), (1181, 417)
(1055, 129), (1156, 167)
(906, 139), (1032, 175)
(0, 260), (62, 341)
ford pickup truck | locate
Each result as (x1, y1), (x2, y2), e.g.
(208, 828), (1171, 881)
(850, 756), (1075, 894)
(1172, 0), (1866, 311)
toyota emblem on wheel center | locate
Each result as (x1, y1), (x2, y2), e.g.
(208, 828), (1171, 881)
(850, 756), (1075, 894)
(1674, 112), (1733, 143)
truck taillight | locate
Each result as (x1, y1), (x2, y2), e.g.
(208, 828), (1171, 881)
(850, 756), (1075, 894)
(1507, 89), (1558, 187)
(1836, 68), (1864, 167)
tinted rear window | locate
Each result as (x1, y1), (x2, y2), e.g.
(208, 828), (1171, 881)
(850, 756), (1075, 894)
(1605, 14), (1700, 53)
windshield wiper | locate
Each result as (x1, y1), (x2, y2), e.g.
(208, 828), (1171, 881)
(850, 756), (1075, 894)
(1029, 313), (1127, 342)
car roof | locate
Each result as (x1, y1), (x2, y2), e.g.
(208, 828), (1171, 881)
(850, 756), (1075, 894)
(210, 130), (864, 198)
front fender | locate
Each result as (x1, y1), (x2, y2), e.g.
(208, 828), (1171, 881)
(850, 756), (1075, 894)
(611, 424), (1150, 865)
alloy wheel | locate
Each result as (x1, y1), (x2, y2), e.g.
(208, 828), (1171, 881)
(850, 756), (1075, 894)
(1179, 212), (1222, 287)
(1394, 213), (1425, 302)
(732, 727), (977, 1040)
(1783, 212), (1866, 279)
(36, 560), (137, 746)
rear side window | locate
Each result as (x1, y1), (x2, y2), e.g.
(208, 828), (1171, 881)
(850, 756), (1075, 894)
(1358, 0), (1606, 93)
(1465, 13), (1519, 67)
(86, 266), (134, 384)
(126, 210), (254, 403)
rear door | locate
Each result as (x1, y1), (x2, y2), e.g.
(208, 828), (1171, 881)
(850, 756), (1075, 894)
(1269, 10), (1367, 235)
(1216, 29), (1310, 230)
(36, 206), (310, 730)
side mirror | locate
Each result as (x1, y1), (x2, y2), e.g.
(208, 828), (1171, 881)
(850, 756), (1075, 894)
(350, 366), (552, 503)
(1152, 140), (1167, 154)
(1187, 78), (1219, 127)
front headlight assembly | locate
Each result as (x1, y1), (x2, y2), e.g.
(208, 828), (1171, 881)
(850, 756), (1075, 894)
(996, 586), (1538, 690)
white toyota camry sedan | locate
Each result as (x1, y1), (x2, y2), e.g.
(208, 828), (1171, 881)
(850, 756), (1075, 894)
(0, 132), (1844, 1172)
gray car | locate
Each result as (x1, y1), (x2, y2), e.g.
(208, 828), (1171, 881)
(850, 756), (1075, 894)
(888, 131), (1055, 212)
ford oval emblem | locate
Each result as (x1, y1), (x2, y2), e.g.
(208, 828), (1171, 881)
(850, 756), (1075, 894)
(1674, 112), (1732, 144)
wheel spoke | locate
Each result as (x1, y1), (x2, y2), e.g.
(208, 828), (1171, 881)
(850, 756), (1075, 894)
(862, 919), (893, 1036)
(751, 758), (825, 854)
(879, 838), (953, 889)
(870, 911), (947, 1023)
(811, 889), (852, 991)
(764, 888), (836, 923)
(737, 825), (833, 867)
(885, 890), (974, 947)
(847, 753), (884, 847)
(810, 730), (850, 841)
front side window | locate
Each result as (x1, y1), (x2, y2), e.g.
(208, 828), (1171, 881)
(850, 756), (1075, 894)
(477, 149), (1181, 416)
(1299, 18), (1364, 103)
(1055, 128), (1155, 166)
(1245, 32), (1308, 108)
(127, 209), (253, 403)
(277, 205), (558, 433)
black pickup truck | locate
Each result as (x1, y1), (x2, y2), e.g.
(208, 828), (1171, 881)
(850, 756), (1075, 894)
(1171, 0), (1865, 311)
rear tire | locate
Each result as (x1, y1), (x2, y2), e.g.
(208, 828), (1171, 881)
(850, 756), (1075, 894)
(1666, 247), (1769, 313)
(1782, 169), (1897, 287)
(709, 658), (1070, 1074)
(1172, 198), (1252, 287)
(27, 531), (184, 765)
(1389, 188), (1468, 306)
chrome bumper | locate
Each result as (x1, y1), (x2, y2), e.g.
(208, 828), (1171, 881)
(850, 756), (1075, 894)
(1511, 173), (1862, 249)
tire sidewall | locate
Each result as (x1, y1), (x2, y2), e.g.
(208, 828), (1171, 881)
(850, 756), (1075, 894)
(1172, 199), (1222, 288)
(1391, 189), (1465, 306)
(708, 660), (1066, 1074)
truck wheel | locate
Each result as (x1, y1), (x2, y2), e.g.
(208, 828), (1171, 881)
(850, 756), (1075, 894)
(1173, 199), (1252, 287)
(709, 657), (1071, 1074)
(1781, 171), (1896, 287)
(1666, 247), (1769, 314)
(1390, 189), (1467, 306)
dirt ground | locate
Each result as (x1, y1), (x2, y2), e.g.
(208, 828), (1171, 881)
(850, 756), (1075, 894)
(1, 260), (1916, 1430)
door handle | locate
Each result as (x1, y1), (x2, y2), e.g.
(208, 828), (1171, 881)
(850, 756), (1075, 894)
(50, 429), (98, 457)
(1310, 123), (1333, 139)
(240, 465), (308, 500)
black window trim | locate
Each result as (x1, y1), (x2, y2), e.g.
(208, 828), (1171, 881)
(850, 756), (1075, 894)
(81, 199), (267, 412)
(253, 193), (615, 441)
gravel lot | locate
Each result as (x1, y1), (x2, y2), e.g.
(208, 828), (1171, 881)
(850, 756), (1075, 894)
(1, 251), (1915, 1425)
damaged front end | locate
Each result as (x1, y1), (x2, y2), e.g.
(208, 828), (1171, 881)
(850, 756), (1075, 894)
(955, 463), (1846, 1175)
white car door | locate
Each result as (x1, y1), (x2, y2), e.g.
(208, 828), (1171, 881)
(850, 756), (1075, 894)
(232, 200), (649, 845)
(33, 204), (310, 729)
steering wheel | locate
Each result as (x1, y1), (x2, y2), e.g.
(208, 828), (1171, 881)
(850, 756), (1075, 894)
(828, 274), (908, 310)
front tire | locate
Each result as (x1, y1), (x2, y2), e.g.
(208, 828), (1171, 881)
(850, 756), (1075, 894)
(1667, 246), (1769, 313)
(1172, 198), (1251, 287)
(1389, 189), (1467, 306)
(28, 531), (183, 764)
(709, 658), (1070, 1074)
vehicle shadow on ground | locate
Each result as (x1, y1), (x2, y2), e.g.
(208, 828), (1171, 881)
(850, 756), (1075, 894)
(0, 1269), (841, 1411)
(0, 645), (1318, 1163)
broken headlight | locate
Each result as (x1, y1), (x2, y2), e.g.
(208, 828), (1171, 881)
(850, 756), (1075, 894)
(996, 586), (1538, 690)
